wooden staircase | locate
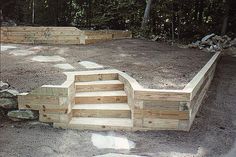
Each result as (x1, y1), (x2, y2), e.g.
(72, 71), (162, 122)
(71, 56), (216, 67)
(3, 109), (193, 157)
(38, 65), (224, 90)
(68, 73), (133, 130)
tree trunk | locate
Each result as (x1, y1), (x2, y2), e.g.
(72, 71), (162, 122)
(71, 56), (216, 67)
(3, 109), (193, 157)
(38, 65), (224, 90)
(221, 0), (230, 35)
(32, 0), (35, 24)
(141, 0), (153, 29)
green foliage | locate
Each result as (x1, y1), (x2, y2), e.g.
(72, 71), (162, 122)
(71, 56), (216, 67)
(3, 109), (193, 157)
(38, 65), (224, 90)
(1, 0), (236, 41)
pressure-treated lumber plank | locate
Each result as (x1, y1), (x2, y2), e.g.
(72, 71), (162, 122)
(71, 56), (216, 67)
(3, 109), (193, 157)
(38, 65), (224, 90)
(184, 51), (221, 100)
(188, 63), (216, 128)
(75, 80), (124, 92)
(134, 89), (190, 101)
(68, 117), (132, 130)
(72, 103), (130, 118)
(143, 118), (179, 129)
(39, 113), (70, 123)
(134, 109), (188, 120)
(18, 95), (59, 110)
(75, 73), (118, 82)
(75, 91), (127, 104)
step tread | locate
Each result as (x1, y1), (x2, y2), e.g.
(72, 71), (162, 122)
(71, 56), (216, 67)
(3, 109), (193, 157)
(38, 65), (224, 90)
(72, 103), (130, 110)
(75, 91), (127, 97)
(75, 80), (123, 85)
(69, 117), (132, 127)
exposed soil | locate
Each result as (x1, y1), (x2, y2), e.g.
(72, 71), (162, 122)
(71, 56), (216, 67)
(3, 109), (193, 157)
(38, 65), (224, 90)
(0, 56), (236, 157)
(0, 39), (214, 92)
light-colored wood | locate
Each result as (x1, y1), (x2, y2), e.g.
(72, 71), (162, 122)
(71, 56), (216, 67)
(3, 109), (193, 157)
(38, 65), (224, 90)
(75, 91), (127, 104)
(75, 80), (124, 92)
(39, 112), (70, 123)
(68, 117), (133, 130)
(72, 103), (130, 118)
(143, 118), (179, 129)
(134, 89), (190, 101)
(73, 103), (130, 110)
(1, 27), (132, 45)
(134, 109), (188, 120)
(184, 51), (221, 100)
(16, 50), (220, 131)
(75, 73), (118, 82)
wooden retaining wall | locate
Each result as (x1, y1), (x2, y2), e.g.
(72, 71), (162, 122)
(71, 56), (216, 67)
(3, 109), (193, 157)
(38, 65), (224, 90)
(17, 52), (221, 131)
(0, 26), (132, 45)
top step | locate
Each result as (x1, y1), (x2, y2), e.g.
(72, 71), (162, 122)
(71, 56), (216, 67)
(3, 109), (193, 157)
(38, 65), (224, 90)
(75, 80), (124, 92)
(75, 73), (118, 82)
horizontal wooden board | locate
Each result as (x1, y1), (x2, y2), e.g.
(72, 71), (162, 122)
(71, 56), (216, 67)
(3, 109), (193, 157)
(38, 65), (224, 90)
(134, 90), (190, 101)
(143, 118), (179, 129)
(68, 117), (133, 130)
(75, 73), (118, 82)
(75, 91), (127, 104)
(134, 109), (188, 120)
(75, 80), (124, 92)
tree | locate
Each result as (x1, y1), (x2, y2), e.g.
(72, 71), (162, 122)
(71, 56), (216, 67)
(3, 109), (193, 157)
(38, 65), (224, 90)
(141, 0), (153, 30)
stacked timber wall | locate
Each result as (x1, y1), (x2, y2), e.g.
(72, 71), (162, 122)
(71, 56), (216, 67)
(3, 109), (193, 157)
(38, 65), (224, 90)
(17, 52), (221, 131)
(0, 27), (132, 45)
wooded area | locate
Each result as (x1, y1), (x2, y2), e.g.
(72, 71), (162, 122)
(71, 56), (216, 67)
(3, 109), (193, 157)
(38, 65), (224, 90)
(1, 0), (236, 41)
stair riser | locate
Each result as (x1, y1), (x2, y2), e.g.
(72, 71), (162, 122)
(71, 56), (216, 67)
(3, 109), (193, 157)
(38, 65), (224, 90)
(67, 124), (132, 131)
(75, 96), (127, 104)
(75, 73), (118, 82)
(76, 84), (124, 92)
(72, 109), (131, 118)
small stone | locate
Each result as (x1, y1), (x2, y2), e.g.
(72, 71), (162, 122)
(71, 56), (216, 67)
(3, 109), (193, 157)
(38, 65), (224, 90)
(230, 38), (236, 47)
(0, 90), (17, 98)
(0, 89), (19, 97)
(0, 81), (9, 90)
(201, 33), (215, 42)
(0, 98), (17, 109)
(7, 110), (39, 120)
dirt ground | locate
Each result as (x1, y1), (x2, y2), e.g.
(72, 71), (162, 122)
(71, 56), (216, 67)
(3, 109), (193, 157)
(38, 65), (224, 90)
(0, 39), (213, 92)
(0, 55), (236, 157)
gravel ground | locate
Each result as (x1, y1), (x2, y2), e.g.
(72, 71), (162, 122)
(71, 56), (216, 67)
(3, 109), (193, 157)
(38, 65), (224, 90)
(0, 38), (235, 157)
(0, 39), (213, 92)
(0, 56), (236, 157)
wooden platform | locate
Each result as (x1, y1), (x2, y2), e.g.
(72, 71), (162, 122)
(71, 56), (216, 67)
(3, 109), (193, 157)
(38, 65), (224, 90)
(0, 27), (132, 45)
(17, 51), (221, 131)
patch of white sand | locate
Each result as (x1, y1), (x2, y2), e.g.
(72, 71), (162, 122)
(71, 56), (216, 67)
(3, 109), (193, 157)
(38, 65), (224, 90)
(91, 133), (135, 150)
(1, 45), (17, 51)
(79, 61), (104, 69)
(54, 63), (75, 70)
(94, 153), (144, 157)
(31, 55), (65, 62)
(10, 50), (36, 56)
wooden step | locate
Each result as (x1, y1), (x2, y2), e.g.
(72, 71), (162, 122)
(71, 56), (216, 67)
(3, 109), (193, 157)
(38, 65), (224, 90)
(75, 91), (127, 104)
(68, 117), (133, 130)
(75, 80), (124, 92)
(72, 103), (130, 118)
(75, 73), (118, 82)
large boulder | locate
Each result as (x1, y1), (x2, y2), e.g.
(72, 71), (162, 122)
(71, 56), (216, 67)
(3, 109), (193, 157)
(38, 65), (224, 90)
(0, 89), (19, 110)
(0, 98), (17, 109)
(7, 110), (39, 121)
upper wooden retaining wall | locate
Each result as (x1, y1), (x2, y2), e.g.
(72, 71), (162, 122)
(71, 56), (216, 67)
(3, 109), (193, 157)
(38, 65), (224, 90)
(0, 26), (132, 45)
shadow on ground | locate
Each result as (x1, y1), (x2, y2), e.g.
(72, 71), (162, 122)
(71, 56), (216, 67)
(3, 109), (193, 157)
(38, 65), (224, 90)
(0, 56), (236, 157)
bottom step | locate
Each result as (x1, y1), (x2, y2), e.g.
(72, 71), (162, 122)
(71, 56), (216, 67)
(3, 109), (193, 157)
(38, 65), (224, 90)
(68, 117), (133, 131)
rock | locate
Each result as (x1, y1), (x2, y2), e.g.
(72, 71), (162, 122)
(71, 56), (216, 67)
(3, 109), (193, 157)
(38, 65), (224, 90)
(0, 89), (19, 97)
(1, 20), (17, 26)
(188, 40), (201, 48)
(201, 33), (215, 42)
(151, 35), (161, 41)
(0, 98), (17, 109)
(0, 81), (9, 90)
(7, 110), (39, 121)
(230, 38), (236, 47)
